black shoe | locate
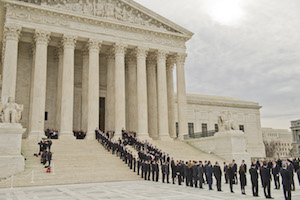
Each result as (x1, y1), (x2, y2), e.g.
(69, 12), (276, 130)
(231, 191), (234, 193)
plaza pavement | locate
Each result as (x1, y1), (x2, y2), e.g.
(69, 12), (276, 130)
(0, 179), (299, 200)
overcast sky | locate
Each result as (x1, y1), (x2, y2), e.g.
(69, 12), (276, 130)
(137, 0), (300, 130)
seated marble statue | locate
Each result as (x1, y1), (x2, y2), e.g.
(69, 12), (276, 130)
(217, 111), (237, 132)
(0, 97), (23, 123)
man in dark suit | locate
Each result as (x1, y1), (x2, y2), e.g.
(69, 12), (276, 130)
(241, 160), (247, 185)
(184, 162), (189, 186)
(213, 161), (222, 191)
(192, 161), (198, 188)
(249, 164), (259, 197)
(198, 161), (204, 189)
(171, 158), (176, 184)
(155, 161), (159, 182)
(280, 163), (291, 200)
(137, 158), (141, 175)
(166, 162), (170, 183)
(287, 160), (295, 191)
(223, 162), (228, 184)
(232, 159), (238, 184)
(261, 162), (273, 199)
(162, 162), (166, 183)
(206, 161), (213, 190)
(152, 161), (156, 181)
(272, 160), (280, 189)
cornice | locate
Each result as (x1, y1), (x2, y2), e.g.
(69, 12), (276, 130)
(3, 0), (191, 43)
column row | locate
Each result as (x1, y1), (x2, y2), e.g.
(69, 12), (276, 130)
(1, 24), (188, 140)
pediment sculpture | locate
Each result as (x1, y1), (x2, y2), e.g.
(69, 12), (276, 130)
(0, 97), (24, 124)
(217, 111), (237, 132)
(22, 0), (180, 33)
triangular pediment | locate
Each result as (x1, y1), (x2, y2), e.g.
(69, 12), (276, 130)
(18, 0), (193, 38)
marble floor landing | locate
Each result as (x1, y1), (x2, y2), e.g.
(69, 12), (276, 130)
(0, 180), (300, 200)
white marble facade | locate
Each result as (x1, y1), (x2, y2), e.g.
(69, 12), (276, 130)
(178, 94), (266, 158)
(0, 0), (192, 140)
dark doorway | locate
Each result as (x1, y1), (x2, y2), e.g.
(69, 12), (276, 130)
(99, 97), (105, 132)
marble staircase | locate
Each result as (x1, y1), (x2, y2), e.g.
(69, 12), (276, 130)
(0, 138), (140, 188)
(148, 139), (227, 163)
(0, 137), (227, 188)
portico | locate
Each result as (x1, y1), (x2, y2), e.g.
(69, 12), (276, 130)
(0, 0), (193, 140)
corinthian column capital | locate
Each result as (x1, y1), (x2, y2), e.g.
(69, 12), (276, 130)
(166, 55), (176, 70)
(176, 53), (187, 65)
(113, 43), (127, 55)
(156, 49), (169, 61)
(136, 46), (149, 58)
(146, 53), (157, 66)
(88, 39), (102, 51)
(62, 35), (77, 48)
(3, 23), (22, 41)
(34, 29), (51, 45)
(126, 50), (136, 64)
(105, 48), (115, 60)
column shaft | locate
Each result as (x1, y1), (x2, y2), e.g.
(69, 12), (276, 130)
(156, 50), (170, 139)
(176, 53), (188, 139)
(125, 52), (137, 132)
(1, 24), (21, 104)
(147, 54), (158, 139)
(28, 30), (50, 137)
(81, 50), (89, 132)
(114, 43), (127, 138)
(60, 35), (77, 136)
(86, 39), (101, 138)
(136, 47), (149, 137)
(55, 47), (63, 131)
(167, 57), (176, 138)
(105, 49), (115, 132)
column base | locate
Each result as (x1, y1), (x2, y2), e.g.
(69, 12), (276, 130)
(137, 134), (152, 141)
(59, 131), (75, 139)
(28, 130), (45, 140)
(158, 135), (173, 141)
(85, 131), (96, 140)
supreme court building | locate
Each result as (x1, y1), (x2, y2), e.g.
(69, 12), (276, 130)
(0, 0), (193, 140)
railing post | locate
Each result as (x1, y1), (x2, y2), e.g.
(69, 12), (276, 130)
(10, 175), (14, 189)
(31, 170), (34, 183)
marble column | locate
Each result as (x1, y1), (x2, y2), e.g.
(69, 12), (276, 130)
(125, 51), (137, 132)
(146, 54), (158, 139)
(136, 47), (149, 138)
(156, 50), (170, 140)
(105, 48), (115, 132)
(114, 43), (127, 138)
(176, 53), (188, 140)
(166, 56), (176, 138)
(81, 49), (89, 132)
(59, 35), (77, 137)
(1, 24), (21, 104)
(55, 47), (63, 131)
(86, 39), (102, 138)
(28, 29), (51, 137)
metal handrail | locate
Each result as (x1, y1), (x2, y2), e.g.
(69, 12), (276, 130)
(184, 130), (216, 140)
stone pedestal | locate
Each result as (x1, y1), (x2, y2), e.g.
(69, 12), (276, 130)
(187, 130), (250, 164)
(0, 124), (26, 179)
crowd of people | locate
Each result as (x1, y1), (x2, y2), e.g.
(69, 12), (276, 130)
(96, 129), (300, 200)
(73, 130), (86, 139)
(45, 128), (58, 139)
(37, 139), (53, 169)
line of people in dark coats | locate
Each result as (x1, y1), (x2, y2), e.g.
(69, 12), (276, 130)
(45, 128), (59, 139)
(96, 129), (299, 200)
(73, 130), (86, 139)
(37, 139), (53, 169)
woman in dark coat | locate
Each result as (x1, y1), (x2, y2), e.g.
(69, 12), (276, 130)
(228, 164), (235, 193)
(239, 165), (246, 194)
